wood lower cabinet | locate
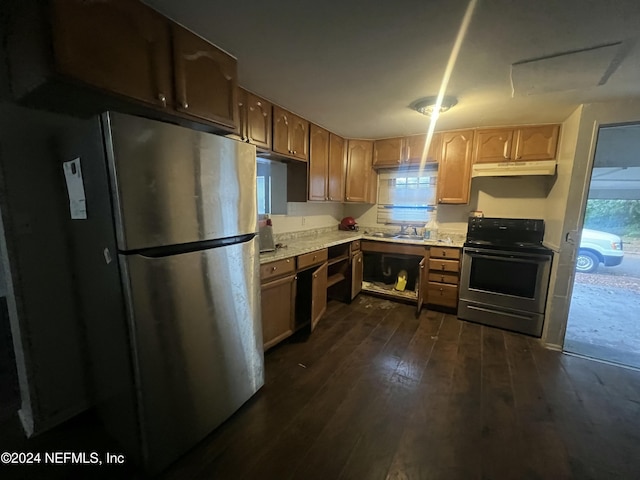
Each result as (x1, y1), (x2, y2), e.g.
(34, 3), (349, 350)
(308, 124), (330, 201)
(474, 124), (560, 163)
(437, 130), (474, 204)
(260, 258), (296, 351)
(351, 250), (363, 300)
(172, 24), (238, 129)
(427, 247), (460, 310)
(237, 88), (272, 149)
(273, 106), (309, 161)
(310, 262), (328, 332)
(261, 274), (296, 350)
(345, 140), (374, 203)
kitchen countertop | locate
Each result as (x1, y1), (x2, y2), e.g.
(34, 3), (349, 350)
(259, 230), (465, 264)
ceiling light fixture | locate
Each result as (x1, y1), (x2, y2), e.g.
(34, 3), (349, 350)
(410, 96), (458, 116)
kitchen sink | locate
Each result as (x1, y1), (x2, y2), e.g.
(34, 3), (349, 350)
(368, 232), (423, 240)
(393, 234), (423, 240)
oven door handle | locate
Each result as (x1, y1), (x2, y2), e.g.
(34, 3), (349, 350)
(465, 249), (550, 264)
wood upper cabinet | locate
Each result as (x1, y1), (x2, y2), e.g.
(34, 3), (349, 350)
(238, 88), (272, 149)
(273, 106), (309, 161)
(310, 262), (328, 332)
(308, 124), (330, 201)
(474, 125), (560, 163)
(373, 133), (441, 168)
(513, 125), (560, 161)
(50, 0), (173, 109)
(373, 137), (404, 167)
(406, 133), (442, 165)
(328, 133), (346, 202)
(437, 130), (474, 204)
(172, 24), (238, 129)
(345, 140), (374, 203)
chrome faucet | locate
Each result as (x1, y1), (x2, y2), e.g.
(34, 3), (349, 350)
(399, 225), (418, 236)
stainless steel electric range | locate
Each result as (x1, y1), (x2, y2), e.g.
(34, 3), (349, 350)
(458, 217), (553, 337)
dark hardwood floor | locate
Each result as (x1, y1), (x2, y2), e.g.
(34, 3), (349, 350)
(2, 296), (640, 479)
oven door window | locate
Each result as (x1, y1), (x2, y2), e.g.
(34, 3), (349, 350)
(469, 256), (539, 298)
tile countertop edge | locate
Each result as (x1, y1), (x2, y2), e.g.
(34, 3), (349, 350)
(259, 231), (465, 264)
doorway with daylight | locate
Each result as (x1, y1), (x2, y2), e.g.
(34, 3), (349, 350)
(564, 123), (640, 368)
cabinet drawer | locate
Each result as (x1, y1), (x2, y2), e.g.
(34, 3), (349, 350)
(260, 257), (295, 282)
(297, 249), (328, 271)
(428, 272), (459, 285)
(351, 240), (361, 252)
(428, 258), (460, 273)
(427, 282), (458, 308)
(430, 247), (460, 260)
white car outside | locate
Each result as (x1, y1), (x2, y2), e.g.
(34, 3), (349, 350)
(577, 228), (624, 273)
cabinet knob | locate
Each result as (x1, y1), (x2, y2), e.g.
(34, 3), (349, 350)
(314, 274), (317, 278)
(182, 101), (189, 109)
(439, 288), (444, 294)
(441, 275), (445, 282)
(313, 255), (317, 260)
(516, 155), (522, 160)
(358, 258), (361, 263)
(158, 93), (166, 107)
(293, 150), (297, 155)
(286, 259), (290, 263)
(442, 251), (447, 256)
(441, 264), (445, 270)
(272, 266), (277, 272)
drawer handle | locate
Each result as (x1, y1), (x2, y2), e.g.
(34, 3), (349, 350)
(441, 264), (445, 270)
(439, 288), (444, 294)
(441, 275), (445, 282)
(442, 251), (446, 256)
(272, 266), (277, 272)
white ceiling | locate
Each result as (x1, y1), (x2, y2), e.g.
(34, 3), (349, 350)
(145, 0), (640, 139)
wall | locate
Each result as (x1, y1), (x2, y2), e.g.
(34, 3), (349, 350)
(270, 201), (344, 235)
(345, 175), (550, 233)
(543, 99), (640, 348)
(0, 101), (90, 435)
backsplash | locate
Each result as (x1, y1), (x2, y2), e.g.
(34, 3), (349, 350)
(269, 202), (344, 235)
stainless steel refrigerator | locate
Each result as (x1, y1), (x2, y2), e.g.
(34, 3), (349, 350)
(62, 112), (264, 473)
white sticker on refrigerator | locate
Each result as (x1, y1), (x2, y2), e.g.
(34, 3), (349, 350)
(63, 157), (88, 219)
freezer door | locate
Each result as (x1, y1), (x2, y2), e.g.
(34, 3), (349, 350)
(119, 237), (264, 472)
(103, 112), (257, 251)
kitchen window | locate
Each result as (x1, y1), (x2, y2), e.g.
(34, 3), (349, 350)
(377, 166), (437, 224)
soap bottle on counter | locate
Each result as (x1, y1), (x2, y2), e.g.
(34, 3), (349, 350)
(423, 216), (438, 240)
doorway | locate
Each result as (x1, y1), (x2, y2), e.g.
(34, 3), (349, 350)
(564, 124), (640, 368)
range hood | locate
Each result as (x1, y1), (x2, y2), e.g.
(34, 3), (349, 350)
(472, 160), (557, 177)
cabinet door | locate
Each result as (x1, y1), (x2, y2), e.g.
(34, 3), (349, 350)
(244, 90), (272, 149)
(473, 128), (514, 163)
(310, 262), (328, 332)
(373, 137), (403, 167)
(261, 274), (296, 350)
(437, 130), (474, 204)
(289, 114), (309, 161)
(345, 140), (373, 203)
(51, 0), (172, 109)
(416, 257), (427, 315)
(328, 133), (346, 202)
(172, 24), (238, 129)
(308, 124), (330, 201)
(272, 106), (291, 156)
(351, 251), (363, 300)
(406, 132), (441, 165)
(513, 125), (560, 161)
